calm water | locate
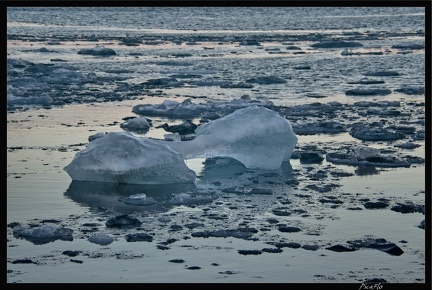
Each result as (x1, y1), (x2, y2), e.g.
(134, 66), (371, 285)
(7, 6), (427, 283)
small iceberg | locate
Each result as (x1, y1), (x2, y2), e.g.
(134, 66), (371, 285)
(64, 132), (196, 184)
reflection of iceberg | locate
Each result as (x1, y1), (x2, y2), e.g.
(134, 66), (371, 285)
(156, 106), (298, 170)
(198, 157), (294, 182)
(355, 166), (380, 176)
(199, 157), (247, 180)
(64, 132), (196, 184)
(196, 156), (295, 192)
(64, 181), (198, 214)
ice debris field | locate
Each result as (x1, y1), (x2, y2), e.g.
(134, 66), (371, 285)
(7, 6), (426, 283)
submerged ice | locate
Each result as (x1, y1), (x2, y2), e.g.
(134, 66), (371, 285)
(64, 106), (298, 184)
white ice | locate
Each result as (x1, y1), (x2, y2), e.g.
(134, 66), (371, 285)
(354, 146), (381, 160)
(155, 106), (298, 170)
(131, 95), (274, 118)
(88, 234), (114, 246)
(64, 132), (196, 184)
(120, 116), (150, 133)
(13, 224), (73, 239)
(64, 106), (297, 184)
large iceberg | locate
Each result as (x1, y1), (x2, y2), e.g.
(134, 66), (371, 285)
(156, 106), (298, 170)
(64, 106), (297, 184)
(64, 132), (196, 184)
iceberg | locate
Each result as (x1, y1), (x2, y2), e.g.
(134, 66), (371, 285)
(64, 132), (196, 184)
(64, 106), (297, 185)
(156, 106), (298, 170)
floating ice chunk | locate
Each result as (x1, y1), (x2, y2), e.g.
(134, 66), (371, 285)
(364, 71), (400, 77)
(7, 91), (53, 106)
(192, 79), (230, 86)
(394, 86), (424, 95)
(326, 146), (410, 168)
(168, 192), (216, 206)
(120, 117), (151, 134)
(88, 234), (114, 246)
(118, 193), (157, 206)
(156, 120), (197, 135)
(354, 146), (380, 160)
(394, 141), (420, 149)
(132, 96), (274, 119)
(350, 125), (405, 141)
(246, 76), (287, 84)
(391, 42), (424, 50)
(13, 224), (73, 245)
(64, 132), (196, 184)
(220, 82), (254, 88)
(77, 45), (116, 56)
(156, 106), (298, 170)
(88, 132), (108, 142)
(160, 69), (215, 74)
(345, 88), (392, 96)
(8, 58), (34, 68)
(311, 40), (363, 48)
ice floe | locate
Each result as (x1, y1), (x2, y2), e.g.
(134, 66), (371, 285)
(311, 40), (363, 48)
(345, 88), (392, 96)
(391, 42), (424, 50)
(118, 193), (157, 206)
(350, 125), (406, 141)
(131, 95), (274, 119)
(77, 45), (116, 56)
(326, 145), (410, 168)
(88, 234), (114, 246)
(364, 71), (400, 77)
(394, 86), (424, 95)
(12, 224), (74, 245)
(245, 76), (287, 84)
(168, 192), (216, 206)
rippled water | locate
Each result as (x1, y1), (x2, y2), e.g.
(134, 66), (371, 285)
(7, 7), (425, 31)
